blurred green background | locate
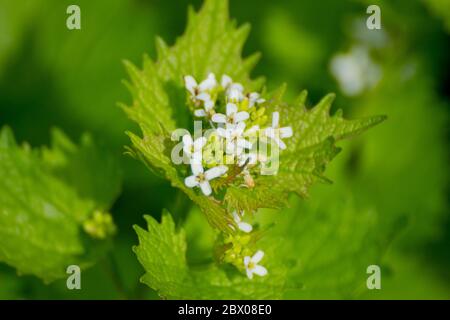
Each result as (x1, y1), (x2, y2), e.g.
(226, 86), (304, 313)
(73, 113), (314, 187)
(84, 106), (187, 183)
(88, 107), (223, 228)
(0, 0), (448, 299)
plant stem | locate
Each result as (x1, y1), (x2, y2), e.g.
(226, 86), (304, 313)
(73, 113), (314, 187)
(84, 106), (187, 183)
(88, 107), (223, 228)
(103, 252), (129, 299)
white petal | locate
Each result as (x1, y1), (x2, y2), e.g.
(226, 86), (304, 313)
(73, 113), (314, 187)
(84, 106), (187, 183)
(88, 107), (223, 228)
(199, 181), (212, 196)
(204, 99), (214, 111)
(184, 75), (197, 93)
(235, 122), (246, 135)
(272, 112), (280, 128)
(234, 111), (249, 123)
(246, 269), (254, 279)
(226, 103), (238, 116)
(245, 125), (259, 136)
(230, 83), (244, 92)
(232, 211), (241, 223)
(244, 256), (251, 267)
(249, 92), (259, 100)
(182, 134), (193, 147)
(194, 109), (207, 117)
(228, 88), (244, 101)
(199, 73), (217, 91)
(216, 127), (228, 138)
(191, 163), (204, 176)
(280, 126), (293, 138)
(252, 250), (264, 263)
(191, 151), (203, 165)
(264, 127), (276, 139)
(252, 265), (268, 277)
(221, 74), (232, 88)
(194, 137), (207, 150)
(184, 176), (198, 188)
(237, 138), (252, 150)
(205, 165), (228, 180)
(277, 138), (287, 150)
(238, 222), (253, 233)
(212, 113), (227, 124)
(197, 92), (211, 102)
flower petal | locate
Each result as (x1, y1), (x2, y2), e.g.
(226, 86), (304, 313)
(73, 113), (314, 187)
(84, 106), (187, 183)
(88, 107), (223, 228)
(238, 222), (253, 233)
(199, 181), (212, 196)
(205, 165), (228, 180)
(253, 265), (268, 277)
(235, 122), (246, 135)
(226, 103), (238, 116)
(237, 138), (252, 150)
(216, 127), (228, 138)
(228, 88), (244, 101)
(252, 250), (264, 263)
(245, 125), (260, 136)
(272, 111), (280, 128)
(184, 175), (198, 188)
(277, 138), (287, 150)
(194, 137), (207, 150)
(182, 134), (193, 147)
(199, 73), (217, 91)
(234, 111), (249, 123)
(194, 109), (207, 117)
(232, 210), (241, 223)
(221, 74), (232, 88)
(204, 99), (214, 111)
(191, 163), (204, 176)
(184, 75), (197, 93)
(264, 127), (275, 139)
(190, 151), (203, 165)
(197, 92), (211, 102)
(230, 83), (244, 92)
(244, 256), (251, 267)
(246, 269), (254, 279)
(280, 126), (293, 138)
(212, 113), (227, 124)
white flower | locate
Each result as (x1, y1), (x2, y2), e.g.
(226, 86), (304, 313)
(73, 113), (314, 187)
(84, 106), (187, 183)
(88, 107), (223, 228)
(237, 150), (266, 167)
(182, 134), (206, 163)
(244, 250), (268, 279)
(221, 74), (233, 89)
(264, 112), (293, 150)
(330, 46), (381, 97)
(217, 122), (252, 156)
(232, 211), (253, 233)
(184, 73), (217, 103)
(184, 164), (228, 196)
(246, 92), (265, 108)
(221, 75), (244, 102)
(212, 103), (249, 126)
(227, 85), (244, 102)
(194, 98), (215, 118)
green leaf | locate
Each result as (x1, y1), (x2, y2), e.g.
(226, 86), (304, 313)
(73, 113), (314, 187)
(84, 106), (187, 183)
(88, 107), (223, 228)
(256, 186), (404, 299)
(123, 0), (263, 231)
(134, 210), (286, 299)
(0, 127), (118, 282)
(123, 0), (385, 229)
(224, 89), (386, 213)
(41, 128), (121, 209)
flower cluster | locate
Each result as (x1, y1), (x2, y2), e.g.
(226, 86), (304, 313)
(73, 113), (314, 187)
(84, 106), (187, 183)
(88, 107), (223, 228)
(177, 73), (293, 279)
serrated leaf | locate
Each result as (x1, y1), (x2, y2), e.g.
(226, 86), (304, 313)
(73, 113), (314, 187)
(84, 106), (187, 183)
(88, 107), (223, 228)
(0, 127), (118, 282)
(41, 128), (121, 209)
(134, 210), (286, 299)
(256, 186), (404, 299)
(123, 0), (263, 231)
(223, 89), (385, 213)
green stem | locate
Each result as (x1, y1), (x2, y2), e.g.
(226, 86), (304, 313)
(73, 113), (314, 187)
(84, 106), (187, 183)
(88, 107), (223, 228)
(103, 252), (129, 299)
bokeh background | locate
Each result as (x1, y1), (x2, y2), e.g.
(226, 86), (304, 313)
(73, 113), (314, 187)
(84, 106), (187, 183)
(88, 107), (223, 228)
(0, 0), (448, 299)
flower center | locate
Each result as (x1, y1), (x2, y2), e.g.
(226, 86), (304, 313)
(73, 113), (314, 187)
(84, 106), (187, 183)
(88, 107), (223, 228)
(196, 173), (205, 182)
